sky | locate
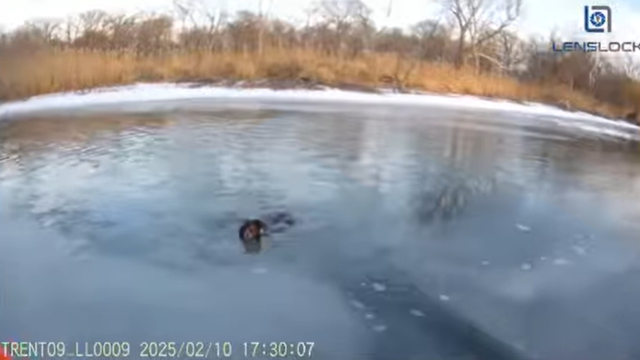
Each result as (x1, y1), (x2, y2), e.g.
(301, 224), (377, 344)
(0, 0), (639, 62)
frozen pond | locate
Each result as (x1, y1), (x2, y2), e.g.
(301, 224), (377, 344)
(2, 94), (640, 360)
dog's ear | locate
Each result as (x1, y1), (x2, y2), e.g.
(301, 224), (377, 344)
(259, 220), (268, 232)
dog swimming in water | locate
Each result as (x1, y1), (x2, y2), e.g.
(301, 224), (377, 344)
(238, 212), (296, 253)
(239, 219), (267, 242)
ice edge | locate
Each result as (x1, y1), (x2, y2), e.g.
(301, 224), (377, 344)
(0, 83), (637, 139)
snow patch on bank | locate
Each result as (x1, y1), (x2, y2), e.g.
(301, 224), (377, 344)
(0, 83), (637, 139)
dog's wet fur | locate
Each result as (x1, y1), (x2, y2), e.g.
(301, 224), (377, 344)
(238, 212), (296, 243)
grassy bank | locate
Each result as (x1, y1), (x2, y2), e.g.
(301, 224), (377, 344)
(0, 48), (624, 119)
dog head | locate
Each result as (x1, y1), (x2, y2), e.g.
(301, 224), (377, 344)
(239, 219), (267, 241)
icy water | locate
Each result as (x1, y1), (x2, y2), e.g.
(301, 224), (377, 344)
(2, 100), (640, 360)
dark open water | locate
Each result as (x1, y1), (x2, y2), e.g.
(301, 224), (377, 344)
(2, 100), (640, 360)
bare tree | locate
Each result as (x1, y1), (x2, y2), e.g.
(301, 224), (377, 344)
(269, 19), (297, 50)
(587, 53), (604, 92)
(78, 10), (109, 33)
(312, 0), (372, 26)
(412, 19), (451, 61)
(104, 14), (138, 51)
(623, 54), (640, 80)
(72, 10), (111, 49)
(63, 16), (81, 45)
(441, 0), (522, 69)
(255, 0), (276, 55)
(135, 15), (174, 55)
(173, 0), (197, 30)
(7, 25), (51, 50)
(495, 30), (520, 72)
(310, 0), (372, 56)
(24, 19), (62, 43)
(173, 0), (227, 51)
(227, 11), (262, 53)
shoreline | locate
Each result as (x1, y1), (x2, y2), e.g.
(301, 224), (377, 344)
(0, 80), (638, 140)
(2, 48), (636, 124)
(183, 79), (639, 125)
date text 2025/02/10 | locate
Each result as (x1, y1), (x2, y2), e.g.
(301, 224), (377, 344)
(1, 341), (316, 359)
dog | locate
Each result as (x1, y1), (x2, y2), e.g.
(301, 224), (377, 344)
(238, 211), (296, 250)
(238, 219), (268, 254)
(239, 219), (267, 242)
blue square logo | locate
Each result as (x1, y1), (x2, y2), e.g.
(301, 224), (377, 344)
(584, 5), (612, 33)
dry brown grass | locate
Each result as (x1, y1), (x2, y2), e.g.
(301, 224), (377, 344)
(0, 48), (625, 119)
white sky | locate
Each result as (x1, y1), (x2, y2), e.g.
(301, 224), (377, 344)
(0, 0), (639, 59)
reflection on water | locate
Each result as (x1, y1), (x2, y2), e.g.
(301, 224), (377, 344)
(2, 105), (640, 360)
(241, 238), (263, 254)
